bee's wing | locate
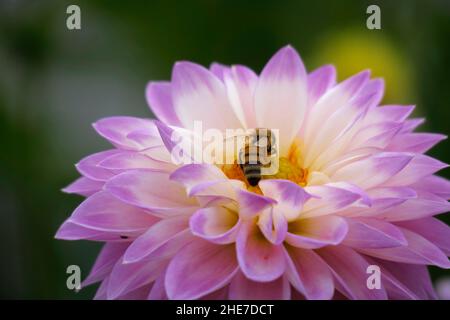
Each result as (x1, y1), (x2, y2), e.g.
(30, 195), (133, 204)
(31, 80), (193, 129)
(222, 133), (254, 149)
(222, 133), (248, 142)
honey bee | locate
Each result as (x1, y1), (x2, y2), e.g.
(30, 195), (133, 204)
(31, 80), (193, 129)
(238, 128), (277, 186)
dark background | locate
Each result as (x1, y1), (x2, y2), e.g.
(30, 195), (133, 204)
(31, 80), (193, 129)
(0, 0), (449, 299)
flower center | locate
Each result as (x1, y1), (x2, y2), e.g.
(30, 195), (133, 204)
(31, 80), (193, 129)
(221, 142), (308, 194)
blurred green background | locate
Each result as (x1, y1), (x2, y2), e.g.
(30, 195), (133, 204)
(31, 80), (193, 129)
(0, 0), (449, 299)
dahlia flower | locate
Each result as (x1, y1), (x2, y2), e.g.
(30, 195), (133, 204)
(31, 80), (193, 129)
(56, 45), (450, 300)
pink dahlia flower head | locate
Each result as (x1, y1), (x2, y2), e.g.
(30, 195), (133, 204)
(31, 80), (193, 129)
(56, 45), (450, 300)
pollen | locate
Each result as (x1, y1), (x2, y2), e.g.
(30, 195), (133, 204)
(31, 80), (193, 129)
(265, 157), (307, 186)
(221, 155), (307, 194)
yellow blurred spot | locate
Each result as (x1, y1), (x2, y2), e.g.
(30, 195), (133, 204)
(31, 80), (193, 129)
(312, 29), (415, 104)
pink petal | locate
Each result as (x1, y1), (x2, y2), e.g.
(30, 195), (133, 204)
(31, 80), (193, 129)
(286, 215), (348, 249)
(342, 186), (417, 218)
(148, 268), (168, 300)
(195, 196), (235, 209)
(303, 79), (384, 168)
(307, 64), (336, 106)
(357, 78), (385, 105)
(123, 216), (190, 263)
(165, 239), (238, 299)
(171, 61), (241, 130)
(126, 129), (162, 149)
(105, 169), (198, 217)
(367, 104), (414, 124)
(254, 45), (307, 154)
(291, 288), (307, 300)
(117, 284), (153, 300)
(92, 116), (159, 150)
(209, 63), (229, 80)
(171, 165), (245, 205)
(222, 65), (258, 128)
(395, 218), (450, 256)
(56, 191), (158, 237)
(342, 217), (407, 248)
(388, 133), (446, 153)
(146, 81), (181, 126)
(376, 191), (450, 221)
(257, 207), (288, 245)
(362, 186), (417, 213)
(75, 149), (121, 181)
(140, 145), (174, 163)
(401, 117), (425, 133)
(302, 182), (370, 218)
(228, 271), (290, 300)
(411, 175), (450, 200)
(368, 257), (437, 299)
(304, 70), (370, 147)
(107, 257), (167, 299)
(170, 164), (228, 192)
(55, 220), (132, 241)
(322, 146), (381, 175)
(236, 221), (285, 282)
(94, 277), (109, 300)
(351, 121), (403, 150)
(97, 151), (175, 172)
(384, 154), (448, 187)
(285, 246), (334, 299)
(190, 207), (240, 244)
(188, 179), (244, 200)
(318, 246), (388, 299)
(62, 177), (104, 197)
(152, 120), (198, 165)
(435, 277), (450, 300)
(332, 152), (413, 189)
(201, 286), (229, 300)
(83, 242), (129, 286)
(359, 228), (450, 268)
(236, 188), (276, 218)
(259, 179), (312, 220)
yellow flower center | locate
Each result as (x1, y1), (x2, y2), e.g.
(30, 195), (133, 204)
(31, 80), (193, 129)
(221, 142), (308, 194)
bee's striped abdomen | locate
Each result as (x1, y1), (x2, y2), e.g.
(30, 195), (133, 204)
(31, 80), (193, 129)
(242, 163), (261, 186)
(237, 129), (277, 187)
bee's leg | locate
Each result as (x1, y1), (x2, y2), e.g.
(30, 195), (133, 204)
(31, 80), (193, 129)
(270, 134), (276, 145)
(269, 146), (277, 155)
(238, 149), (245, 168)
